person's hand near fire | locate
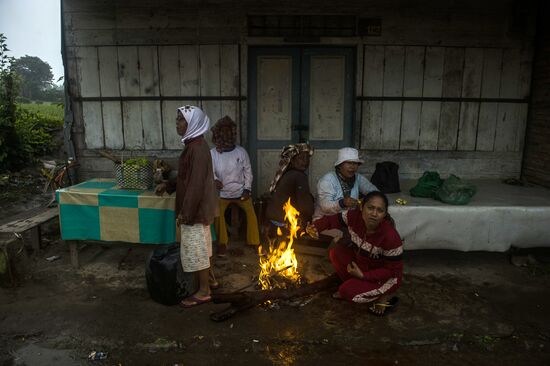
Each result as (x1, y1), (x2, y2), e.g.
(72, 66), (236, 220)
(305, 222), (319, 239)
(342, 196), (359, 208)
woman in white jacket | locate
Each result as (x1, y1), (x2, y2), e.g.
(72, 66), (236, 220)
(313, 148), (378, 240)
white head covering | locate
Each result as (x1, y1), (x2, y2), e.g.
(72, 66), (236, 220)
(334, 147), (364, 166)
(177, 105), (210, 144)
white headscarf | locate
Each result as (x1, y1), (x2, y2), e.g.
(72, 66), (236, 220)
(177, 105), (210, 145)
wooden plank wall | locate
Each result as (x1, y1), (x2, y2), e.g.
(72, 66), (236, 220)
(360, 45), (531, 154)
(62, 0), (537, 180)
(522, 1), (550, 188)
(70, 44), (240, 154)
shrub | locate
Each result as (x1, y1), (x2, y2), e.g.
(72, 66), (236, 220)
(14, 106), (63, 162)
(1, 35), (65, 172)
(19, 102), (63, 120)
(0, 33), (21, 171)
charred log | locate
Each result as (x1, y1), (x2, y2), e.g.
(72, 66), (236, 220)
(210, 274), (339, 322)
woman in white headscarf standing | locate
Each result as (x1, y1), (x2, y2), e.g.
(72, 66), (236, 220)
(155, 105), (219, 308)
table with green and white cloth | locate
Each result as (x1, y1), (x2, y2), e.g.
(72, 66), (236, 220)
(57, 178), (177, 244)
(56, 178), (215, 266)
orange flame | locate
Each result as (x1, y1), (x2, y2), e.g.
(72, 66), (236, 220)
(258, 198), (302, 290)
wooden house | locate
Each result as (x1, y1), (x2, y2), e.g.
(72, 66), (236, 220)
(61, 0), (548, 195)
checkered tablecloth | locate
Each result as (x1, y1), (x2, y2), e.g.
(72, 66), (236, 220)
(56, 178), (178, 244)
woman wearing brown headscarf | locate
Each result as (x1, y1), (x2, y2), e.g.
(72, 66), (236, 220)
(263, 143), (315, 240)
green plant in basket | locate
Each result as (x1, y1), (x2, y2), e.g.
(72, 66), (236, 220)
(123, 158), (149, 168)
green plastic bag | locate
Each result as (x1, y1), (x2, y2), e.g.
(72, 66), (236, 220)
(435, 174), (477, 205)
(410, 171), (443, 198)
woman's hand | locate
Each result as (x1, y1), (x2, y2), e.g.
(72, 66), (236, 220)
(347, 261), (364, 279)
(343, 197), (358, 208)
(215, 179), (223, 190)
(241, 190), (250, 201)
(305, 223), (319, 239)
(155, 182), (167, 196)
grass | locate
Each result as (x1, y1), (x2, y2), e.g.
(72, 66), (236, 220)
(19, 102), (64, 121)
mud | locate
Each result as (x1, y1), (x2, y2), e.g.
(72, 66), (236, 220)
(1, 233), (550, 365)
(0, 168), (52, 225)
(1, 175), (549, 365)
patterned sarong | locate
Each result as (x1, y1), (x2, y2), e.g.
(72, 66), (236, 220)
(180, 224), (212, 272)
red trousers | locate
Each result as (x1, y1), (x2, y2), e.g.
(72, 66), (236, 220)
(329, 244), (400, 303)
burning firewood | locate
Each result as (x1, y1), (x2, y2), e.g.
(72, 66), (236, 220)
(209, 199), (338, 322)
(210, 274), (339, 322)
(257, 199), (303, 290)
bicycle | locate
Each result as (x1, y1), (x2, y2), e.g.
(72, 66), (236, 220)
(41, 158), (80, 207)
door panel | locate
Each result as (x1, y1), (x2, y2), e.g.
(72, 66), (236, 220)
(302, 48), (354, 149)
(308, 55), (345, 141)
(257, 56), (293, 140)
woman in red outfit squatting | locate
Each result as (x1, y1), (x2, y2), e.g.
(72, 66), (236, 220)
(307, 191), (402, 316)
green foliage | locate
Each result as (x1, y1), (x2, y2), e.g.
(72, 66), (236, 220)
(12, 55), (54, 100)
(124, 158), (149, 168)
(0, 34), (15, 72)
(0, 33), (63, 172)
(39, 86), (64, 103)
(14, 106), (64, 162)
(0, 33), (21, 171)
(19, 102), (64, 120)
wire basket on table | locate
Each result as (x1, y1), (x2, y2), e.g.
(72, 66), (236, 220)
(114, 159), (153, 190)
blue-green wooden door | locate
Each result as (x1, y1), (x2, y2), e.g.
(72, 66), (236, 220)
(248, 46), (355, 195)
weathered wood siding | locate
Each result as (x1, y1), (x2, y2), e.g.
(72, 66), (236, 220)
(360, 45), (531, 153)
(62, 0), (537, 183)
(522, 2), (550, 188)
(66, 43), (240, 175)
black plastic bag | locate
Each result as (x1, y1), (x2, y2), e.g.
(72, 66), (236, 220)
(145, 245), (197, 306)
(371, 161), (401, 193)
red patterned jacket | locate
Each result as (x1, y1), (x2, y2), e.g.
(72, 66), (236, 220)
(313, 209), (403, 282)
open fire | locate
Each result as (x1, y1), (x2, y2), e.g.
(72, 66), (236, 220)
(258, 198), (303, 290)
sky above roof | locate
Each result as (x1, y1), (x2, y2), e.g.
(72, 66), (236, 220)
(0, 0), (63, 83)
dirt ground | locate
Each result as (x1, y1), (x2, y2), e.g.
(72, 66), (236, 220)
(1, 220), (550, 366)
(1, 176), (550, 366)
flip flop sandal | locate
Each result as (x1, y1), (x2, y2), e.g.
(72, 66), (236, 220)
(368, 296), (399, 317)
(180, 295), (212, 308)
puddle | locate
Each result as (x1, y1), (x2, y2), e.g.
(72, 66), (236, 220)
(10, 343), (83, 366)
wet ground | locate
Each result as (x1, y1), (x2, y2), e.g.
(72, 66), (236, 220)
(1, 229), (550, 365)
(1, 174), (550, 365)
